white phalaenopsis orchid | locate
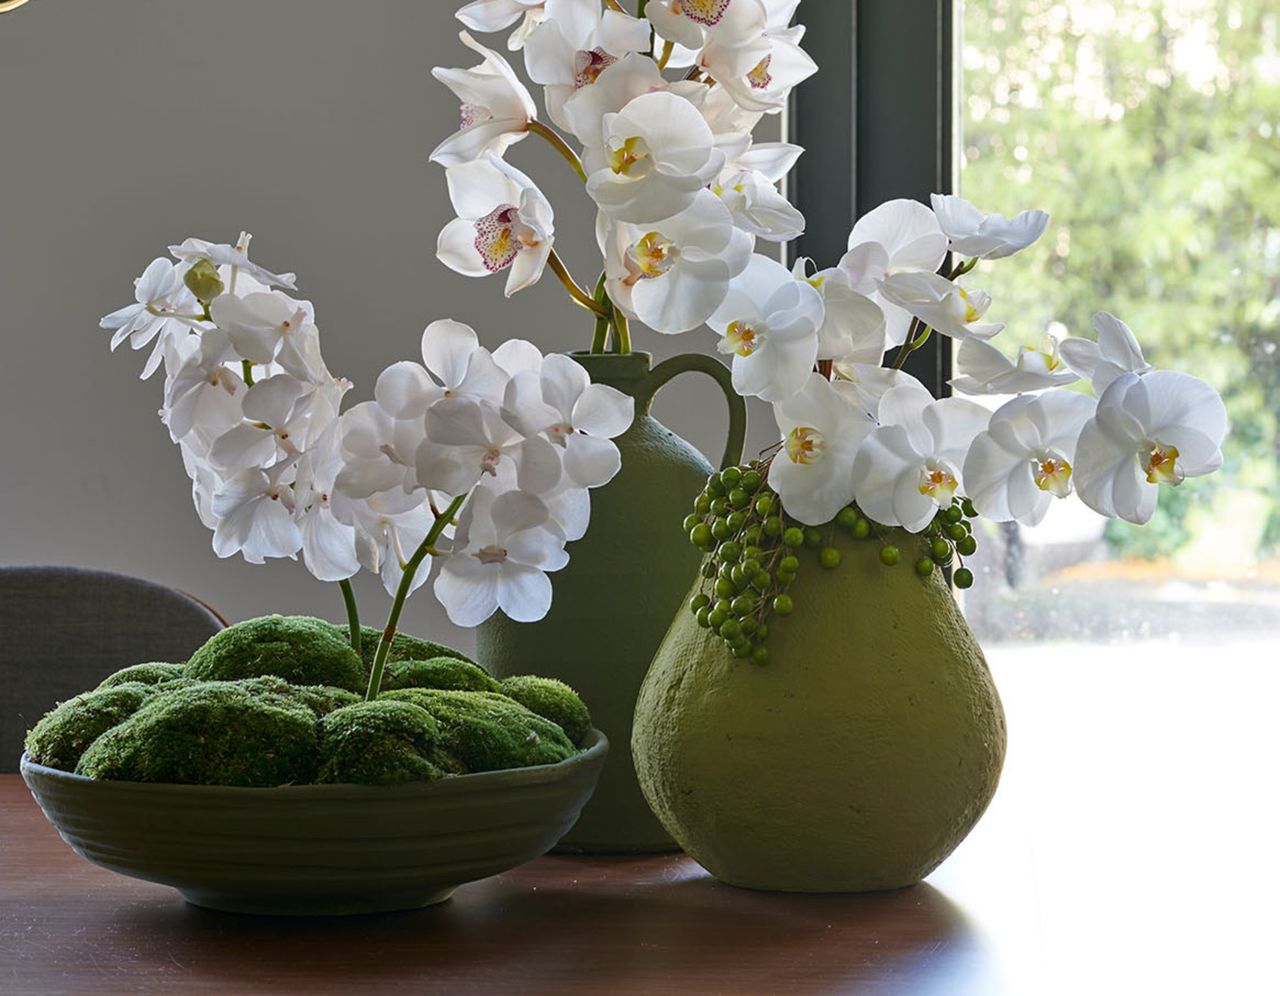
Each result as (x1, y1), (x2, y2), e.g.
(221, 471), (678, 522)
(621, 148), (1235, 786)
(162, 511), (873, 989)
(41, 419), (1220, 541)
(851, 382), (990, 532)
(708, 254), (823, 402)
(209, 291), (327, 384)
(210, 460), (303, 564)
(293, 425), (362, 584)
(879, 271), (1005, 342)
(100, 257), (201, 379)
(768, 373), (874, 525)
(1075, 370), (1228, 525)
(434, 485), (569, 626)
(431, 31), (538, 167)
(950, 335), (1079, 396)
(1060, 311), (1154, 395)
(930, 194), (1050, 260)
(438, 155), (555, 297)
(963, 390), (1098, 526)
(713, 141), (806, 241)
(170, 234), (296, 291)
(457, 0), (548, 50)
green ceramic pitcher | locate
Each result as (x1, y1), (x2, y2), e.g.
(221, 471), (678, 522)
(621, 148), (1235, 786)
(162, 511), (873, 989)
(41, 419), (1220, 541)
(477, 350), (746, 853)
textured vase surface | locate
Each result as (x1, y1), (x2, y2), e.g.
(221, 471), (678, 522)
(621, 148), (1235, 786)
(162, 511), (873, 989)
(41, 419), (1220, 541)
(478, 351), (745, 853)
(632, 528), (1007, 890)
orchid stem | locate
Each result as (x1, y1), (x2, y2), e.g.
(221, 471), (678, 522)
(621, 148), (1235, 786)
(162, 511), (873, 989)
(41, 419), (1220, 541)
(364, 494), (467, 702)
(242, 360), (255, 387)
(611, 309), (632, 355)
(657, 39), (674, 70)
(339, 578), (361, 655)
(605, 0), (626, 11)
(590, 272), (612, 353)
(527, 120), (587, 183)
(549, 250), (611, 318)
(890, 320), (933, 371)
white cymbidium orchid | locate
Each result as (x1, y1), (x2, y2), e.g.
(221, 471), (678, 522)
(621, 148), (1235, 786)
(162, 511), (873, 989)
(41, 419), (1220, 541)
(768, 373), (874, 525)
(434, 485), (569, 626)
(646, 0), (768, 52)
(523, 0), (652, 130)
(703, 18), (815, 115)
(209, 291), (327, 384)
(169, 234), (296, 292)
(431, 31), (538, 167)
(1060, 311), (1154, 395)
(963, 390), (1097, 526)
(879, 271), (1005, 342)
(708, 254), (823, 402)
(930, 194), (1050, 260)
(162, 329), (246, 442)
(1075, 371), (1228, 525)
(851, 381), (991, 532)
(373, 319), (508, 421)
(584, 92), (725, 225)
(293, 425), (361, 583)
(840, 199), (950, 348)
(713, 142), (806, 242)
(561, 52), (667, 147)
(950, 336), (1079, 396)
(437, 155), (555, 297)
(502, 353), (634, 488)
(602, 190), (753, 334)
(457, 0), (547, 50)
(210, 459), (303, 564)
(100, 257), (202, 380)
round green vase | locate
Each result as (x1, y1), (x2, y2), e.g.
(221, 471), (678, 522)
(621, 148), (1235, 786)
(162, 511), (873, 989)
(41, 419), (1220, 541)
(632, 528), (1007, 891)
(478, 351), (746, 853)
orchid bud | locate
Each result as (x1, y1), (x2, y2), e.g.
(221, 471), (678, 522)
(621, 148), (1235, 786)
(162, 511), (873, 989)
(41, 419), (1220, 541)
(184, 259), (224, 303)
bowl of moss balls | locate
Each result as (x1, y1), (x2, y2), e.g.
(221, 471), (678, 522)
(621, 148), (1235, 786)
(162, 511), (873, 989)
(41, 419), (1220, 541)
(19, 615), (607, 916)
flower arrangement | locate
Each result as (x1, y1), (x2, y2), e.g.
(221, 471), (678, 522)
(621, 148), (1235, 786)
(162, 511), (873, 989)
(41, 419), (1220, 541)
(98, 0), (1228, 680)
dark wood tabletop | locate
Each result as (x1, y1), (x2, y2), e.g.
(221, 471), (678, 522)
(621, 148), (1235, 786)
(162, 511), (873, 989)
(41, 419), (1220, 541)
(3, 651), (1276, 995)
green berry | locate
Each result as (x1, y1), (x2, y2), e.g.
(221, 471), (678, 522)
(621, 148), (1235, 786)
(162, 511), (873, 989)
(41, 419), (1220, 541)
(682, 513), (702, 533)
(755, 495), (775, 516)
(931, 538), (952, 561)
(689, 523), (713, 548)
(731, 642), (753, 660)
(694, 493), (712, 515)
(775, 569), (796, 585)
(742, 526), (763, 546)
(763, 516), (783, 538)
(714, 599), (732, 615)
(710, 497), (730, 516)
(779, 555), (800, 573)
(730, 594), (756, 616)
(719, 619), (742, 641)
(719, 540), (742, 563)
(696, 607), (712, 628)
(711, 518), (733, 541)
(961, 498), (978, 518)
(743, 545), (764, 562)
(708, 608), (728, 629)
(954, 567), (975, 589)
(726, 510), (747, 531)
(729, 565), (747, 589)
(741, 470), (762, 491)
(772, 594), (795, 616)
(714, 578), (735, 599)
(752, 571), (772, 592)
(755, 623), (769, 641)
(852, 517), (871, 539)
(945, 504), (964, 524)
(690, 593), (711, 614)
(751, 646), (770, 666)
(957, 536), (978, 557)
(948, 523), (968, 542)
(836, 507), (859, 530)
(740, 558), (761, 577)
(782, 527), (804, 548)
(739, 617), (758, 636)
(707, 476), (726, 497)
(729, 488), (750, 509)
(720, 466), (742, 488)
(803, 527), (822, 549)
(718, 561), (735, 581)
(701, 561), (717, 579)
(819, 547), (842, 569)
(915, 557), (935, 577)
(880, 545), (901, 567)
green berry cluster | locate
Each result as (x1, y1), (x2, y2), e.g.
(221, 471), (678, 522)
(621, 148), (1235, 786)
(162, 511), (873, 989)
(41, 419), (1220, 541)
(683, 465), (983, 664)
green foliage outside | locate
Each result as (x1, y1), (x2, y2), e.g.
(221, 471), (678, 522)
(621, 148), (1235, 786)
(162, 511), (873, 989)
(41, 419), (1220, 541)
(960, 0), (1280, 561)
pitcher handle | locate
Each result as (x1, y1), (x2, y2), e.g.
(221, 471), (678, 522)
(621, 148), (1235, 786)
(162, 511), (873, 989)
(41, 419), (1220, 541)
(637, 353), (747, 471)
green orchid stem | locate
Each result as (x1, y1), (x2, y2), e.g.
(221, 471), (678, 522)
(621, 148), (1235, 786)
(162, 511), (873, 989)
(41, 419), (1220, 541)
(338, 578), (361, 655)
(590, 272), (612, 353)
(637, 0), (649, 17)
(242, 360), (255, 387)
(527, 120), (587, 183)
(364, 494), (467, 702)
(890, 321), (933, 371)
(549, 249), (611, 318)
(611, 309), (632, 354)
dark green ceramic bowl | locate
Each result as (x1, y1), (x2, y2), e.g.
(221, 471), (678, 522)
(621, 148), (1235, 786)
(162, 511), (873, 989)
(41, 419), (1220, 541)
(20, 729), (607, 916)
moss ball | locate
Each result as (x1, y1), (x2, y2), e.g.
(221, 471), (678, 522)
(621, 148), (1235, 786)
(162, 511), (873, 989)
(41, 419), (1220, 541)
(185, 615), (365, 693)
(97, 662), (185, 690)
(231, 675), (361, 718)
(75, 681), (320, 787)
(334, 624), (474, 672)
(316, 701), (461, 786)
(381, 657), (502, 694)
(381, 689), (576, 772)
(499, 676), (593, 746)
(24, 683), (155, 771)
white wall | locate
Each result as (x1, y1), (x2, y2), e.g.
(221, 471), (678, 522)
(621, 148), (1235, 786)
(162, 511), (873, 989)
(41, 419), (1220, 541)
(0, 1), (777, 654)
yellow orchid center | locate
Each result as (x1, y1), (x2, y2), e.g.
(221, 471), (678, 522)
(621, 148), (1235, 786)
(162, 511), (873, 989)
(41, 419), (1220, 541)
(806, 273), (826, 290)
(673, 0), (730, 26)
(786, 426), (826, 465)
(747, 55), (773, 90)
(919, 464), (959, 504)
(624, 232), (678, 284)
(1142, 442), (1183, 485)
(608, 135), (649, 176)
(473, 204), (537, 273)
(574, 48), (617, 88)
(723, 320), (762, 358)
(1033, 453), (1074, 497)
(958, 287), (984, 324)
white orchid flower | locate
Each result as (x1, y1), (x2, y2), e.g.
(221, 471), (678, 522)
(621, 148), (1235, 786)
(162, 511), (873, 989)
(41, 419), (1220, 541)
(339, 491), (439, 597)
(1060, 311), (1154, 395)
(492, 337), (546, 376)
(523, 0), (652, 130)
(963, 390), (1098, 526)
(950, 336), (1079, 396)
(438, 155), (555, 297)
(416, 395), (563, 497)
(100, 257), (202, 380)
(502, 353), (634, 488)
(712, 142), (805, 242)
(430, 31), (538, 167)
(767, 373), (874, 525)
(646, 0), (769, 51)
(209, 290), (327, 384)
(162, 329), (245, 442)
(879, 271), (1005, 342)
(210, 459), (303, 564)
(851, 381), (990, 532)
(335, 400), (428, 500)
(1075, 371), (1228, 525)
(603, 189), (753, 334)
(169, 234), (296, 291)
(373, 319), (508, 423)
(457, 0), (547, 50)
(708, 254), (822, 402)
(207, 374), (335, 474)
(293, 424), (360, 583)
(702, 21), (815, 115)
(584, 92), (725, 225)
(789, 259), (886, 366)
(840, 199), (950, 348)
(434, 485), (569, 626)
(561, 51), (667, 147)
(930, 194), (1050, 260)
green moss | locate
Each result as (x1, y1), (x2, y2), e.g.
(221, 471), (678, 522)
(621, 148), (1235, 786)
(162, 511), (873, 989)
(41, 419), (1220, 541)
(381, 689), (576, 772)
(24, 684), (155, 771)
(230, 675), (361, 718)
(499, 676), (593, 746)
(316, 701), (463, 785)
(185, 615), (365, 693)
(75, 680), (320, 787)
(334, 624), (474, 671)
(97, 662), (185, 689)
(381, 657), (502, 694)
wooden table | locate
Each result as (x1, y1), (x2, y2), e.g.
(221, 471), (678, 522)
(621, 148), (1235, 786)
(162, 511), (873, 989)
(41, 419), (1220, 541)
(3, 650), (1277, 995)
